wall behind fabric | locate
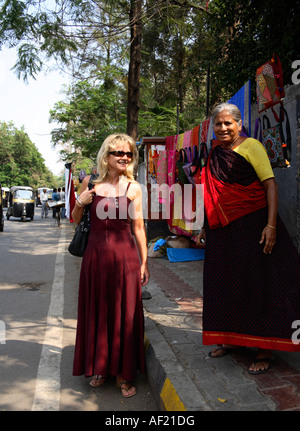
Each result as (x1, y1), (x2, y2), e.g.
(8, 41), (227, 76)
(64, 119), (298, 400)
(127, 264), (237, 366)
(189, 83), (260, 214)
(250, 83), (300, 247)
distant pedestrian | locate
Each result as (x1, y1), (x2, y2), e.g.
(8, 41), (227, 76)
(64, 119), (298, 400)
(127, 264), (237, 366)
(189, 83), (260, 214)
(52, 188), (60, 218)
(40, 188), (49, 219)
(60, 187), (66, 218)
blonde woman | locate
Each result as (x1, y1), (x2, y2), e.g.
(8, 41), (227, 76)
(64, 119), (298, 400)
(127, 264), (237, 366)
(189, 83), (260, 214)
(72, 134), (149, 397)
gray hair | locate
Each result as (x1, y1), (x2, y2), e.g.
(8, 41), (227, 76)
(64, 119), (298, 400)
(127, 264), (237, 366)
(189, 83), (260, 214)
(212, 103), (242, 125)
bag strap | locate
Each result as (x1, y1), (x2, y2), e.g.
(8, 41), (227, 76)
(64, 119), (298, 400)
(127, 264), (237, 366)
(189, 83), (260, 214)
(262, 115), (271, 130)
(84, 173), (97, 214)
(88, 173), (97, 189)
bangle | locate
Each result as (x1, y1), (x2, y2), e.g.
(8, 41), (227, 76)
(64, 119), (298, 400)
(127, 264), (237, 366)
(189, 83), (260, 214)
(267, 224), (276, 230)
(76, 197), (85, 208)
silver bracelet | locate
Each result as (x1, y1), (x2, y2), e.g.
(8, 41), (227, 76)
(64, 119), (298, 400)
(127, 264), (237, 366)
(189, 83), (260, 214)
(76, 197), (85, 207)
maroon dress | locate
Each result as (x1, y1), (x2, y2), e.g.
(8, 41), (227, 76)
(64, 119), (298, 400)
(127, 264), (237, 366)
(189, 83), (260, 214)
(73, 184), (145, 381)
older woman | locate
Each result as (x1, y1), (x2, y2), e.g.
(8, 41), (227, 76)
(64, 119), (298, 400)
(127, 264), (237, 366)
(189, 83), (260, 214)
(72, 133), (149, 396)
(197, 103), (300, 374)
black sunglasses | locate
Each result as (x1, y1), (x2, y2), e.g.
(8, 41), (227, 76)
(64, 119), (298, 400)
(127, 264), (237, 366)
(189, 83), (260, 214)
(109, 151), (133, 158)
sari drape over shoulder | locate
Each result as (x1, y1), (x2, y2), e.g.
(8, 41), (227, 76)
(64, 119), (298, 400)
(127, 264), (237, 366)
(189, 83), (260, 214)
(201, 144), (267, 229)
(201, 141), (300, 351)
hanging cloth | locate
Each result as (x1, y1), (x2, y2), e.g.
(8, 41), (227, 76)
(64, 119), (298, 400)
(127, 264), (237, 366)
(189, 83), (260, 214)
(157, 150), (168, 185)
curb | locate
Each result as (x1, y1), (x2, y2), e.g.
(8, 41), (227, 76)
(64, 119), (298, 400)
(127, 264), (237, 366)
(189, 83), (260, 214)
(144, 313), (211, 411)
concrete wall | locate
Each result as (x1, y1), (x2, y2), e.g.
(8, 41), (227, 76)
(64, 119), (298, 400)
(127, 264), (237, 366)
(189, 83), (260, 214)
(250, 83), (300, 246)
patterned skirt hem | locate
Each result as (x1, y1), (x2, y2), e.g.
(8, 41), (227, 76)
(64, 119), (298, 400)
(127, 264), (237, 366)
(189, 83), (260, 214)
(203, 330), (300, 352)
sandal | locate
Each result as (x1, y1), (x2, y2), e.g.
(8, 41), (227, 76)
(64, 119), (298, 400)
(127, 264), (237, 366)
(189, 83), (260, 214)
(116, 379), (136, 398)
(248, 356), (275, 375)
(89, 375), (107, 387)
(208, 345), (243, 358)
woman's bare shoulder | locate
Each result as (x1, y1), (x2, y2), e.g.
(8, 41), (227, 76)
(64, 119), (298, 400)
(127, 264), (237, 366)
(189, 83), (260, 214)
(127, 180), (143, 198)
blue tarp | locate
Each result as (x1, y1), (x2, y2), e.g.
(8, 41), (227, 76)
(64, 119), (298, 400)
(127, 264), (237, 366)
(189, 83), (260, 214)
(167, 248), (205, 262)
(153, 238), (167, 251)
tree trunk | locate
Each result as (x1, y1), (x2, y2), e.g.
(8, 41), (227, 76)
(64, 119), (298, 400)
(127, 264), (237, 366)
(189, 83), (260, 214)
(126, 0), (142, 140)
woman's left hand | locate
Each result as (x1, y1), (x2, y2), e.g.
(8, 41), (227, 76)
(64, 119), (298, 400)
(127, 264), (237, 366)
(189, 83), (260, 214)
(140, 263), (150, 286)
(259, 225), (277, 254)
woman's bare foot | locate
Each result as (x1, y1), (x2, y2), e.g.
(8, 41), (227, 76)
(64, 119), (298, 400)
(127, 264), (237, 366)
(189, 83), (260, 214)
(89, 375), (107, 387)
(116, 376), (136, 398)
(248, 349), (275, 374)
(209, 344), (240, 358)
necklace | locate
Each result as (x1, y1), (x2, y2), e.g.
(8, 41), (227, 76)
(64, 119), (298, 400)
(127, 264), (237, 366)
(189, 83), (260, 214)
(107, 181), (119, 208)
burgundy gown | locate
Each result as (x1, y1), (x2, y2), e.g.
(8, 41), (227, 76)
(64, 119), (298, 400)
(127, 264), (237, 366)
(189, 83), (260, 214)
(73, 183), (145, 381)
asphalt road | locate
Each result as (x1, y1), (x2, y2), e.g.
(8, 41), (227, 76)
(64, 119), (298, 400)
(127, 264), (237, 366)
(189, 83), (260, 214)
(0, 207), (158, 412)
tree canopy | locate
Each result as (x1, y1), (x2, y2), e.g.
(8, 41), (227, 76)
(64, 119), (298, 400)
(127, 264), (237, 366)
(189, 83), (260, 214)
(1, 0), (299, 174)
(0, 121), (57, 188)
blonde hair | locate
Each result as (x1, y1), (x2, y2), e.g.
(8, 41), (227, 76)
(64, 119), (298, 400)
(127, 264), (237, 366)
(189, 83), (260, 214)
(94, 133), (138, 183)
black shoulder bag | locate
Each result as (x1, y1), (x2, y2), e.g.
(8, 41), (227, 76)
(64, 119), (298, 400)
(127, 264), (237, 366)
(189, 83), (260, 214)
(68, 174), (96, 257)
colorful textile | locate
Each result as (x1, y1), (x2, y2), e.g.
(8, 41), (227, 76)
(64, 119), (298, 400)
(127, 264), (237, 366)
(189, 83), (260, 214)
(157, 150), (168, 185)
(256, 53), (285, 114)
(183, 129), (192, 148)
(167, 150), (176, 188)
(177, 133), (184, 149)
(191, 125), (200, 148)
(200, 118), (210, 143)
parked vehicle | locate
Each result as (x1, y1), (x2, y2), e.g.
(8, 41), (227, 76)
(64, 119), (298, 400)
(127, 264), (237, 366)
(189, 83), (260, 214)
(6, 186), (35, 221)
(47, 189), (53, 202)
(0, 184), (4, 232)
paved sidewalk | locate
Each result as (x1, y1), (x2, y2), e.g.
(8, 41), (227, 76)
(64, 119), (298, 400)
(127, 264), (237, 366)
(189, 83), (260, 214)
(143, 257), (300, 411)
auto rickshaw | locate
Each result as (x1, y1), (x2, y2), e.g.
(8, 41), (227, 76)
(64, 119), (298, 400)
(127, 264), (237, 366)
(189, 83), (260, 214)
(47, 189), (53, 202)
(0, 184), (4, 232)
(6, 186), (35, 221)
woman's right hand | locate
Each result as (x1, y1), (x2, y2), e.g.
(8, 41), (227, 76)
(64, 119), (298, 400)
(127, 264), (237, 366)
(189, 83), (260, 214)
(78, 186), (95, 206)
(196, 229), (206, 247)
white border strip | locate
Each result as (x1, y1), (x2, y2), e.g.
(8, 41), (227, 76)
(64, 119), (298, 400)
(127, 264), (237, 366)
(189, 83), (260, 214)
(32, 228), (66, 411)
